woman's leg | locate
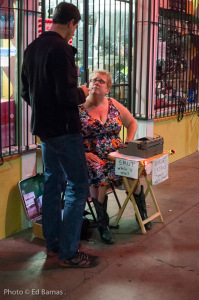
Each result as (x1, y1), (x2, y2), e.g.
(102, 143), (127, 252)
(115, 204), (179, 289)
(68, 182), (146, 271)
(89, 187), (98, 199)
(89, 185), (107, 203)
(91, 185), (114, 244)
(98, 186), (107, 203)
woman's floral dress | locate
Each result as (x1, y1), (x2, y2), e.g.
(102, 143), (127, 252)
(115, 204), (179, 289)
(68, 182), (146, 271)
(79, 98), (124, 188)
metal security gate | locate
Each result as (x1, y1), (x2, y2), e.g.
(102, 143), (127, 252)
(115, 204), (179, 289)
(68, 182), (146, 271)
(45, 0), (134, 110)
(133, 0), (199, 120)
(155, 0), (199, 120)
(84, 0), (133, 110)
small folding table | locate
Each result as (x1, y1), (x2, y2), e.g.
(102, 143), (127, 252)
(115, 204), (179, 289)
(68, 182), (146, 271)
(108, 151), (168, 234)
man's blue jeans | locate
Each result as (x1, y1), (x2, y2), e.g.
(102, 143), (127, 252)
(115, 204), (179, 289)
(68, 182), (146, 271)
(41, 134), (89, 260)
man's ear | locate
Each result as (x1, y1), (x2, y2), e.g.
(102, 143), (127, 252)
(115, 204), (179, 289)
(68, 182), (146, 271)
(70, 19), (75, 26)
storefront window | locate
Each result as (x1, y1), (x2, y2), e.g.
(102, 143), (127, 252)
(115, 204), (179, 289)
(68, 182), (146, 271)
(155, 0), (199, 118)
(0, 0), (42, 157)
(0, 0), (17, 155)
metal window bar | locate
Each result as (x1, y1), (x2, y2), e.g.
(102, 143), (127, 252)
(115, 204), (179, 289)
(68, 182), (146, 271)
(118, 1), (121, 89)
(145, 0), (151, 118)
(128, 0), (133, 112)
(16, 4), (19, 157)
(92, 0), (95, 71)
(103, 0), (105, 69)
(1, 2), (17, 157)
(149, 0), (156, 119)
(8, 0), (11, 152)
(113, 0), (116, 99)
(22, 1), (41, 150)
(132, 0), (138, 117)
(123, 1), (126, 105)
(108, 0), (111, 72)
(83, 0), (89, 83)
(97, 0), (100, 69)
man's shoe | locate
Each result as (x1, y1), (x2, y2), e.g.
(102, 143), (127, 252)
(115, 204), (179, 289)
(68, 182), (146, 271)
(59, 250), (100, 268)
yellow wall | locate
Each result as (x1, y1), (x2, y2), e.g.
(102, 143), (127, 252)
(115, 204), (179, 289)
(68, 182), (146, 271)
(154, 113), (199, 163)
(0, 157), (23, 239)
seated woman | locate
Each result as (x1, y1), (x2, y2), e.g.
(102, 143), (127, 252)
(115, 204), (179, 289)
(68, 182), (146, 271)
(79, 70), (137, 244)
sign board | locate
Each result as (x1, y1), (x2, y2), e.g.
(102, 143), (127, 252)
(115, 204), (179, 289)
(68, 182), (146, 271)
(18, 173), (45, 222)
(152, 154), (168, 185)
(115, 158), (139, 179)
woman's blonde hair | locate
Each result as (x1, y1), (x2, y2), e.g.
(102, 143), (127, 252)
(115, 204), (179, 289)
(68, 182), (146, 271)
(90, 70), (112, 89)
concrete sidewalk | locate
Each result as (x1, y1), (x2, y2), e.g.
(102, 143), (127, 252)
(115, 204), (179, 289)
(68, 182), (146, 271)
(0, 152), (199, 300)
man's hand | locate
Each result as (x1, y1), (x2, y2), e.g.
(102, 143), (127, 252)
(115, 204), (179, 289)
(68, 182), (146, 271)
(80, 85), (90, 97)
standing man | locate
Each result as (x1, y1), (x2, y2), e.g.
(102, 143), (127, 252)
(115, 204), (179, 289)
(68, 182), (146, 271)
(21, 2), (99, 268)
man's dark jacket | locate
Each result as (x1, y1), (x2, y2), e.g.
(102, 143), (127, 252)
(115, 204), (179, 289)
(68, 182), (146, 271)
(21, 31), (85, 140)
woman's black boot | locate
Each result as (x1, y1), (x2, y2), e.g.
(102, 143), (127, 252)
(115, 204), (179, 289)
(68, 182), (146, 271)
(92, 197), (115, 244)
(134, 185), (152, 230)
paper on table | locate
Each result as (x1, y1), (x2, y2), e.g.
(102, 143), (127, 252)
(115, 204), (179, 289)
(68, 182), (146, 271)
(109, 151), (143, 161)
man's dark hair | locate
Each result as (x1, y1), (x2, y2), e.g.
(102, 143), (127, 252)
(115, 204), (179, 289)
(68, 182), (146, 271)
(53, 2), (81, 25)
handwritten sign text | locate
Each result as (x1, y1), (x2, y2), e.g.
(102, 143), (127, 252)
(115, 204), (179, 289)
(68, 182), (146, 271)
(152, 154), (168, 185)
(115, 158), (139, 179)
